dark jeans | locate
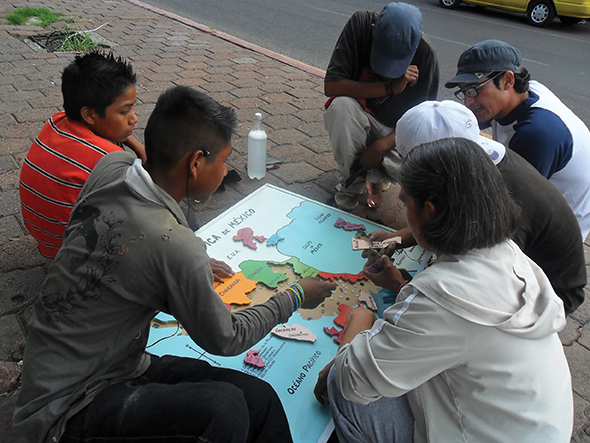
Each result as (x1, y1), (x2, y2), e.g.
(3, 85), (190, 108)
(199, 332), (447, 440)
(61, 354), (293, 443)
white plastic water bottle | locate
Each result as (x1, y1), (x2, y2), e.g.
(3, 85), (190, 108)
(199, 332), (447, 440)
(247, 113), (267, 179)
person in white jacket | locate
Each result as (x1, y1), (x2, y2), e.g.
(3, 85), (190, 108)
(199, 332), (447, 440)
(314, 137), (573, 443)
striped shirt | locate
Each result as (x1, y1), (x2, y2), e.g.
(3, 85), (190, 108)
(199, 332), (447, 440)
(19, 112), (124, 258)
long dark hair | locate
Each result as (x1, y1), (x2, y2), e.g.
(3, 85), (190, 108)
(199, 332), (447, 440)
(399, 137), (520, 255)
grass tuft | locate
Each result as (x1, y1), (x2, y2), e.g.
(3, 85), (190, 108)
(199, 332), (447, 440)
(57, 29), (99, 52)
(5, 7), (64, 27)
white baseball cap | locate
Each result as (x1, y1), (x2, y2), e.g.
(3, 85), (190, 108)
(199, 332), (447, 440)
(395, 100), (506, 165)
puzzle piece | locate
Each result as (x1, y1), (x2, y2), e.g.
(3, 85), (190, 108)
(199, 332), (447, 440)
(244, 349), (265, 368)
(351, 237), (372, 251)
(267, 234), (284, 246)
(334, 217), (366, 232)
(317, 272), (366, 283)
(272, 324), (317, 342)
(233, 228), (266, 250)
(359, 291), (378, 311)
(323, 326), (344, 344)
(214, 272), (256, 305)
(352, 236), (402, 251)
(334, 304), (355, 328)
(372, 237), (402, 249)
(365, 258), (384, 273)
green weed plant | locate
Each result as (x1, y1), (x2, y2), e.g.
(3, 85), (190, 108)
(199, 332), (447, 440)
(5, 7), (64, 27)
(58, 29), (99, 52)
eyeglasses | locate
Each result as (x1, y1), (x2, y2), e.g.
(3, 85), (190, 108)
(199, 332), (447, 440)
(454, 72), (503, 100)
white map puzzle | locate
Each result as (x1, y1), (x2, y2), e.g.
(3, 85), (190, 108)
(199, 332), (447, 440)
(147, 184), (432, 443)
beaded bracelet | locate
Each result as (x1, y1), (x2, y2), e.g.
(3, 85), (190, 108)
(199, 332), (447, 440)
(291, 283), (305, 306)
(284, 287), (300, 311)
(285, 290), (296, 312)
(284, 282), (306, 312)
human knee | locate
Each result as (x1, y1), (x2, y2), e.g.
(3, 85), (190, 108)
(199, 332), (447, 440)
(324, 96), (364, 129)
(182, 381), (250, 441)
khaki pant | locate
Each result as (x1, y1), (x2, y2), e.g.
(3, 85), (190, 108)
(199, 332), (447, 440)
(324, 96), (401, 194)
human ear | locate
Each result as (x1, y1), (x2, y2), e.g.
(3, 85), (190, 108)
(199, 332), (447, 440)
(187, 150), (205, 179)
(422, 201), (436, 221)
(503, 71), (515, 90)
(80, 107), (98, 126)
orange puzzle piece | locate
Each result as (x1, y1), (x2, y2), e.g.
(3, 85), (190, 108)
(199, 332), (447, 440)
(214, 272), (257, 305)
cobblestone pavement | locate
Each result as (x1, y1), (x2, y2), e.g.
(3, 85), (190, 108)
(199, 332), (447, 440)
(1, 0), (589, 441)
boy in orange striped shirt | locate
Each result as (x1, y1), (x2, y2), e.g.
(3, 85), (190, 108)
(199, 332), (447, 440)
(19, 51), (145, 258)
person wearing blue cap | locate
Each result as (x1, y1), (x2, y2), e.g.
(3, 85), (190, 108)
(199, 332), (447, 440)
(446, 39), (590, 242)
(323, 2), (439, 211)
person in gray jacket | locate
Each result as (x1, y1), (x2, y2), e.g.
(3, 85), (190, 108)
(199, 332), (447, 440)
(14, 86), (336, 443)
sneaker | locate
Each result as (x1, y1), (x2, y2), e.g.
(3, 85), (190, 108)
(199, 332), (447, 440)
(366, 180), (383, 208)
(334, 191), (361, 211)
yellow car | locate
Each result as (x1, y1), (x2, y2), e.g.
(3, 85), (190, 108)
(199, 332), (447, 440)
(438, 0), (590, 26)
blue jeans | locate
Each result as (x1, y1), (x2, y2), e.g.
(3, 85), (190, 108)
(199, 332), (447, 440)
(61, 354), (293, 443)
(327, 366), (414, 443)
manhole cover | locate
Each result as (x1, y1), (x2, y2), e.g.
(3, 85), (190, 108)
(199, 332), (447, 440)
(28, 30), (110, 52)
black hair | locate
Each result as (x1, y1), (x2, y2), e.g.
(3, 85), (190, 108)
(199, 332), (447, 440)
(61, 51), (136, 122)
(399, 137), (520, 255)
(144, 86), (237, 169)
(492, 67), (530, 94)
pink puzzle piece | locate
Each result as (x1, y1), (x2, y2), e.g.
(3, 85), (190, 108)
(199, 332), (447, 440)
(233, 228), (266, 250)
(334, 217), (366, 232)
(244, 349), (265, 368)
(323, 326), (344, 344)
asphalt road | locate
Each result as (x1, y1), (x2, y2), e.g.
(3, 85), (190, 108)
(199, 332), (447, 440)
(139, 0), (590, 124)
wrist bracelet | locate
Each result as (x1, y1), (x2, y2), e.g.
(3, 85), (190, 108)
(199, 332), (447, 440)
(284, 288), (298, 311)
(398, 279), (410, 293)
(285, 290), (296, 312)
(292, 283), (306, 306)
(284, 283), (305, 311)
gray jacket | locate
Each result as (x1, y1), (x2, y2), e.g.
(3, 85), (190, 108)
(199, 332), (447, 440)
(14, 152), (292, 442)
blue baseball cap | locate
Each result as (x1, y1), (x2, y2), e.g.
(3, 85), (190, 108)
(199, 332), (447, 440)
(445, 40), (522, 88)
(371, 3), (423, 79)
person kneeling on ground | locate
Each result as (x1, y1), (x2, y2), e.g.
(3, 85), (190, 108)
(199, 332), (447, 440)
(314, 137), (573, 442)
(14, 86), (336, 443)
(324, 2), (439, 210)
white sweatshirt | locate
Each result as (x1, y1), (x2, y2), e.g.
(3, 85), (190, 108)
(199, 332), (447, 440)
(334, 240), (572, 443)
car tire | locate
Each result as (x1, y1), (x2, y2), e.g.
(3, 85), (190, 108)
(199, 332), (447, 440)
(439, 0), (461, 9)
(527, 0), (556, 26)
(559, 15), (581, 25)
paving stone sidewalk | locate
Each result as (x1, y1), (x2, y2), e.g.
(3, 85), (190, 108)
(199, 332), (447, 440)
(0, 0), (589, 441)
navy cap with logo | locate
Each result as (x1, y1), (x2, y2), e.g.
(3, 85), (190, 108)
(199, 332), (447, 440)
(445, 40), (522, 88)
(370, 2), (423, 79)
